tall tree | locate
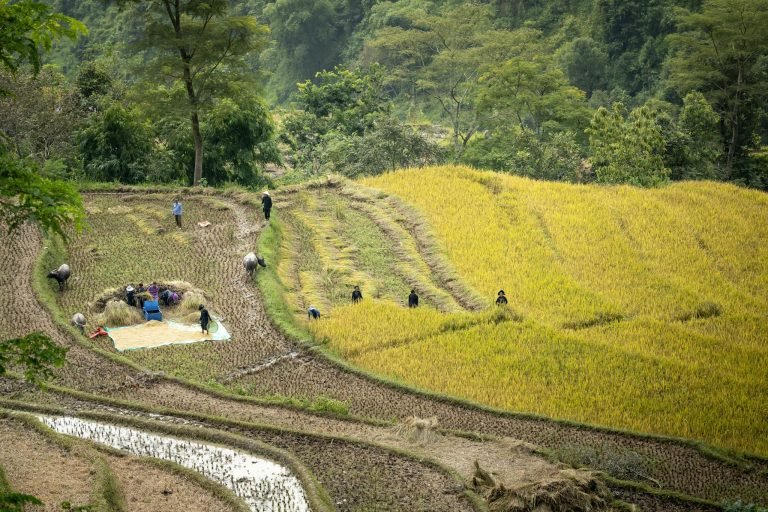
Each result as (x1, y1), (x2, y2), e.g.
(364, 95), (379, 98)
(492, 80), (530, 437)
(129, 0), (269, 185)
(668, 0), (768, 179)
(362, 4), (496, 159)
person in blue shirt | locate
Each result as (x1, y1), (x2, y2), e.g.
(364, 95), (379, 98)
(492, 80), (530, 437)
(307, 305), (321, 320)
(172, 198), (183, 228)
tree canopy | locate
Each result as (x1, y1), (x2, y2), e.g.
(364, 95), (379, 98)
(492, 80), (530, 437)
(128, 0), (270, 185)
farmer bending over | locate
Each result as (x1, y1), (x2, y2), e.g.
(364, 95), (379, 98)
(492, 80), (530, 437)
(160, 289), (179, 306)
(307, 306), (321, 320)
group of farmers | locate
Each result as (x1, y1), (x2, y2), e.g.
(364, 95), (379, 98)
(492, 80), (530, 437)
(105, 193), (510, 331)
(124, 282), (180, 309)
(307, 288), (508, 320)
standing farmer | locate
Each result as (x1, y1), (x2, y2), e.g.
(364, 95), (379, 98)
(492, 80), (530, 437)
(261, 191), (272, 221)
(351, 285), (363, 303)
(199, 304), (210, 334)
(172, 198), (183, 228)
(408, 289), (419, 308)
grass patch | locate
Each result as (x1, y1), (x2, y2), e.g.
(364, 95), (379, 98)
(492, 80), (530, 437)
(562, 312), (625, 330)
(675, 301), (723, 322)
(256, 217), (313, 342)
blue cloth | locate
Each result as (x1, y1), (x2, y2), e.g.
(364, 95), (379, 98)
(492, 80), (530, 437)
(172, 202), (182, 215)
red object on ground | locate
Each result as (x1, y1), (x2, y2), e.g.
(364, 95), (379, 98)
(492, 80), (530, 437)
(88, 327), (108, 338)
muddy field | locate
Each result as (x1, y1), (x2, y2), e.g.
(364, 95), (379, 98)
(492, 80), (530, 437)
(1, 189), (766, 511)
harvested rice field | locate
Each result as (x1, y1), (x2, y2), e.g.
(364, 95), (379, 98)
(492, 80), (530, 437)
(1, 179), (767, 511)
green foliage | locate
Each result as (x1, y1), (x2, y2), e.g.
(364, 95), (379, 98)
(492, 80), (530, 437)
(362, 3), (496, 158)
(307, 395), (349, 415)
(0, 67), (84, 165)
(557, 37), (609, 95)
(463, 128), (584, 182)
(0, 0), (86, 238)
(3, 0), (766, 189)
(321, 116), (442, 176)
(668, 0), (768, 180)
(0, 151), (85, 239)
(478, 47), (590, 137)
(661, 92), (722, 181)
(291, 64), (388, 137)
(0, 332), (68, 386)
(78, 102), (153, 183)
(262, 0), (348, 102)
(0, 0), (86, 80)
(197, 96), (279, 186)
(284, 65), (407, 175)
(588, 104), (670, 187)
(0, 491), (44, 511)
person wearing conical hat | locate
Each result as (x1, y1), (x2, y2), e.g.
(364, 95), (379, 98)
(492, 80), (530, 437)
(261, 191), (272, 221)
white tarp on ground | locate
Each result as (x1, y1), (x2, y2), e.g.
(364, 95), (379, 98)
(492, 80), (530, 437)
(107, 318), (230, 351)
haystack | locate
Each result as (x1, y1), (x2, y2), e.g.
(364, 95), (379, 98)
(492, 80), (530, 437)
(472, 462), (613, 512)
(390, 416), (442, 445)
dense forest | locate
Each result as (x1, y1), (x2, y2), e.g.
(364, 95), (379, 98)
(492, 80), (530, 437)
(2, 0), (767, 189)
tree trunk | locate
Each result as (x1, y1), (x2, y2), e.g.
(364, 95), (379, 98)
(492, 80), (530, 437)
(725, 65), (743, 180)
(191, 111), (203, 186)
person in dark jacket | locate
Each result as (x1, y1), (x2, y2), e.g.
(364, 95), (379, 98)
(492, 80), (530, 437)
(199, 304), (210, 334)
(261, 191), (273, 221)
(136, 283), (147, 308)
(307, 305), (321, 320)
(351, 286), (363, 303)
(408, 289), (419, 308)
(495, 289), (508, 305)
(125, 284), (135, 306)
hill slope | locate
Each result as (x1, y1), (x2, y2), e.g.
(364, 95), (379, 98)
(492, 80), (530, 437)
(273, 167), (768, 456)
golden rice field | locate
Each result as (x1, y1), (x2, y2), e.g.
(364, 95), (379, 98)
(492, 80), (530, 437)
(277, 167), (768, 456)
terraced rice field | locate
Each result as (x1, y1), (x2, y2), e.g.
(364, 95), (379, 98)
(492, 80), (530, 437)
(2, 182), (767, 510)
(45, 192), (288, 383)
(272, 168), (768, 457)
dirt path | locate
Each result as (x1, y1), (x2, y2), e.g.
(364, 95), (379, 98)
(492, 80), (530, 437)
(102, 381), (567, 490)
